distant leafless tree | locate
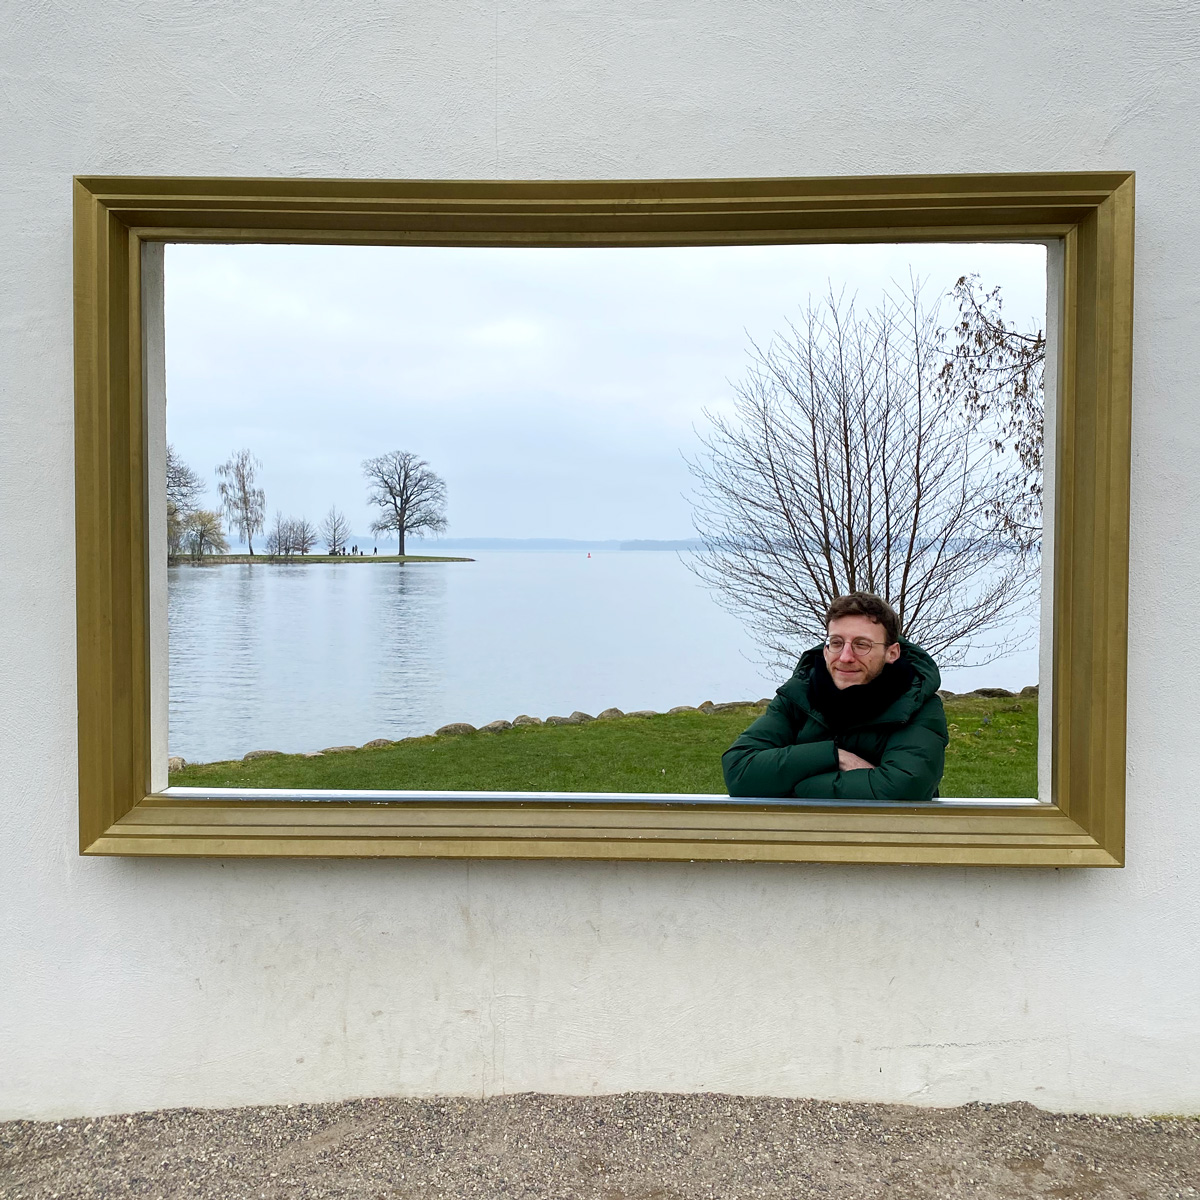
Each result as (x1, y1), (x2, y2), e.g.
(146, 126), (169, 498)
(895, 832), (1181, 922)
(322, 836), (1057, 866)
(265, 510), (294, 559)
(184, 509), (228, 560)
(167, 509), (187, 561)
(216, 449), (266, 555)
(686, 284), (1038, 669)
(362, 451), (448, 555)
(263, 513), (316, 558)
(292, 517), (317, 555)
(167, 443), (205, 511)
(939, 273), (1046, 543)
(320, 505), (352, 555)
(166, 444), (205, 560)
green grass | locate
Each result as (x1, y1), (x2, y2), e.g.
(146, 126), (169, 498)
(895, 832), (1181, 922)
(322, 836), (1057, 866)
(172, 696), (1038, 798)
(938, 694), (1038, 797)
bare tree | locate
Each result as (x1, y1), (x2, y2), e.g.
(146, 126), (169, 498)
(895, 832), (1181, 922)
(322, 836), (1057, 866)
(166, 444), (205, 560)
(216, 449), (266, 555)
(167, 443), (205, 512)
(265, 510), (294, 559)
(320, 505), (352, 555)
(939, 273), (1046, 542)
(686, 285), (1038, 669)
(362, 451), (448, 555)
(292, 517), (317, 555)
(184, 509), (229, 560)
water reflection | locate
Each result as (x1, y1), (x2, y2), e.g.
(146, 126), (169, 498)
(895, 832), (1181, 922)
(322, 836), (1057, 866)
(169, 562), (451, 760)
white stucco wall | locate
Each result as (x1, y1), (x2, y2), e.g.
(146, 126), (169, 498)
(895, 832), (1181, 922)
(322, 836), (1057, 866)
(2, 1), (1198, 1119)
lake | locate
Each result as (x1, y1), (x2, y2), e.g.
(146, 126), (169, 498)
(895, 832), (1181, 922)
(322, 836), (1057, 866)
(167, 551), (1039, 763)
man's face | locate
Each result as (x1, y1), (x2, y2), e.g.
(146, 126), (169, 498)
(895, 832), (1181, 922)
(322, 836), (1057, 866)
(824, 614), (901, 690)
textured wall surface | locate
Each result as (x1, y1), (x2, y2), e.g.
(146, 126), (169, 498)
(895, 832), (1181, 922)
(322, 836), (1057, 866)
(1, 0), (1198, 1119)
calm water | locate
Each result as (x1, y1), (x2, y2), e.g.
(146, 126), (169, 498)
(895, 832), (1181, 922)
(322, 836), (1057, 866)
(168, 551), (1039, 762)
(168, 552), (770, 761)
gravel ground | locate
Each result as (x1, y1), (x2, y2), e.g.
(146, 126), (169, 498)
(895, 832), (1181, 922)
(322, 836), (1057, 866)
(1, 1093), (1197, 1199)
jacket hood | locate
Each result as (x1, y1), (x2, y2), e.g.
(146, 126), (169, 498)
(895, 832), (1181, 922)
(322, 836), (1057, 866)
(778, 635), (942, 729)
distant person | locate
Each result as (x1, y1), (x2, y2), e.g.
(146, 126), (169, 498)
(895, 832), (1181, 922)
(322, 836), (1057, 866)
(722, 592), (947, 802)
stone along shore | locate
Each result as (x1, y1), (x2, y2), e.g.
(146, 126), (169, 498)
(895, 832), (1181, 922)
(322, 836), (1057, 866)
(166, 700), (770, 772)
(166, 686), (1035, 772)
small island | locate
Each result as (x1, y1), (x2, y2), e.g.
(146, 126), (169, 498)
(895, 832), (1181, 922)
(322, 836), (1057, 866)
(168, 447), (464, 564)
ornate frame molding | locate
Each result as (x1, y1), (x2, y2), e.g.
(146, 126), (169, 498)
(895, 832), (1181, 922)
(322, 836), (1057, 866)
(74, 172), (1133, 864)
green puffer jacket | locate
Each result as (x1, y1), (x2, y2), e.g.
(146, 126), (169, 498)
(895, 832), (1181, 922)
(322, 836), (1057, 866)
(722, 638), (948, 801)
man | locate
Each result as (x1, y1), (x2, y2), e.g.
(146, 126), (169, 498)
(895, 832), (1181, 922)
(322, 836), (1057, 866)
(722, 592), (947, 801)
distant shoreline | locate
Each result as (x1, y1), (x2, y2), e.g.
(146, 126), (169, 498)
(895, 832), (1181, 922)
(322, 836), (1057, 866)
(171, 553), (475, 566)
(407, 538), (704, 552)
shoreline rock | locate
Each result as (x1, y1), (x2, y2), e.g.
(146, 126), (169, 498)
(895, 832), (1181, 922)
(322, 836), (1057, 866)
(182, 688), (1034, 768)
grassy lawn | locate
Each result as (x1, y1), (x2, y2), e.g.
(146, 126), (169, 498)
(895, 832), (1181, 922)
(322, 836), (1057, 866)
(172, 695), (1038, 798)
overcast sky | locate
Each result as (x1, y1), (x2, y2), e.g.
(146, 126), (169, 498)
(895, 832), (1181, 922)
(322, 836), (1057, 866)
(165, 240), (1047, 543)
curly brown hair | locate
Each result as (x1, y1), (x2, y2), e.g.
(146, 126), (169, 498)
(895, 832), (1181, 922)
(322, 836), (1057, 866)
(824, 592), (901, 645)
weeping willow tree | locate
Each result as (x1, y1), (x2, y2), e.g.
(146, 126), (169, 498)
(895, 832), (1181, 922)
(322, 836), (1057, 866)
(686, 283), (1041, 668)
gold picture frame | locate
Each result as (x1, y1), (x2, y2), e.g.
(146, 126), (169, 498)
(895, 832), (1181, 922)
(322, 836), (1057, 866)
(74, 172), (1134, 864)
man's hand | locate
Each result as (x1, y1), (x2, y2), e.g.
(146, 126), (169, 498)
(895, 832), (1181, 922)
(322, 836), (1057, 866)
(837, 749), (875, 772)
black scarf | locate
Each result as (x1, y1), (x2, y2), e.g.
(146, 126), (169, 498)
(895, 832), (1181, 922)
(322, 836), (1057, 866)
(808, 655), (915, 733)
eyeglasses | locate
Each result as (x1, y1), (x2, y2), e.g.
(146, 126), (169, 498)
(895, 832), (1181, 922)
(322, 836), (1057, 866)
(824, 635), (889, 657)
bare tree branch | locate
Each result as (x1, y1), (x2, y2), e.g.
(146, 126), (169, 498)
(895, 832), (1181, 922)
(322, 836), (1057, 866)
(685, 283), (1040, 670)
(362, 451), (448, 556)
(292, 517), (317, 555)
(939, 273), (1045, 546)
(166, 444), (205, 561)
(320, 506), (352, 555)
